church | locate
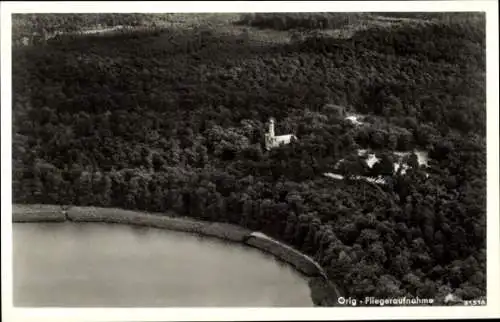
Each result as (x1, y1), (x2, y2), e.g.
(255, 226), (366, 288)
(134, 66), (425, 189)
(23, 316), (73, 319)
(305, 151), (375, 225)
(264, 118), (298, 150)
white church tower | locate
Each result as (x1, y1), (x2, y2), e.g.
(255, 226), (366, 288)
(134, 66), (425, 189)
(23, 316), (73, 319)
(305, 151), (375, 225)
(264, 118), (297, 150)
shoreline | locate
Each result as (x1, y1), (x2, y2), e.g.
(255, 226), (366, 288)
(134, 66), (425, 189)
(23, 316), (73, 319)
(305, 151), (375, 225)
(12, 204), (341, 306)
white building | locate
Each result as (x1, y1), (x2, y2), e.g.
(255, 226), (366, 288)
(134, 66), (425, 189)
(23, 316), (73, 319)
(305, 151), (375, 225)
(264, 118), (298, 150)
(345, 114), (364, 126)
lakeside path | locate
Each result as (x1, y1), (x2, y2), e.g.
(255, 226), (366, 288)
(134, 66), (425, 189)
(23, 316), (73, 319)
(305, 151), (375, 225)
(12, 204), (342, 306)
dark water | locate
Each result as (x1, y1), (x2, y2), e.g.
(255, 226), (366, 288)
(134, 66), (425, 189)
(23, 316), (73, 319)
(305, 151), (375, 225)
(13, 222), (313, 307)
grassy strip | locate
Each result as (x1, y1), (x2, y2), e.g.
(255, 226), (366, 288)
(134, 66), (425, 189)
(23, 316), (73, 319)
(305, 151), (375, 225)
(244, 233), (323, 277)
(12, 212), (65, 222)
(13, 204), (62, 213)
(12, 204), (66, 222)
(199, 222), (253, 243)
(66, 206), (251, 243)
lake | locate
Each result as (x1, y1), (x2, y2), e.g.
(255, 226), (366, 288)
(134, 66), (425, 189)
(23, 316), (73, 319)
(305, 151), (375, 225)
(13, 222), (313, 307)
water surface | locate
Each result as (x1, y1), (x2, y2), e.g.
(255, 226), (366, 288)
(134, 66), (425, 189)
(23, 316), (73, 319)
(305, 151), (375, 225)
(13, 222), (313, 307)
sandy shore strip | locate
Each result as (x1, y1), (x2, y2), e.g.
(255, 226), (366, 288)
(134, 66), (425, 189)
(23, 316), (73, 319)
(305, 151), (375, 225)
(12, 204), (66, 222)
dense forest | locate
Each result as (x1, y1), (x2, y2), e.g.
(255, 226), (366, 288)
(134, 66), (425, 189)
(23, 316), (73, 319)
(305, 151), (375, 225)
(12, 13), (486, 304)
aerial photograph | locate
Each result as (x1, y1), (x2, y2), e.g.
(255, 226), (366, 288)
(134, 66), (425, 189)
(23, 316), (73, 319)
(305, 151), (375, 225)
(6, 4), (491, 312)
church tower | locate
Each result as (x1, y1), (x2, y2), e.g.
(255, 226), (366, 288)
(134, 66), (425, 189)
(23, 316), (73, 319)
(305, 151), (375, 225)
(264, 118), (276, 151)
